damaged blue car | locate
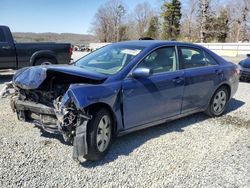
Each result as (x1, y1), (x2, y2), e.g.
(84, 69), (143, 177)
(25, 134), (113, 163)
(3, 41), (239, 161)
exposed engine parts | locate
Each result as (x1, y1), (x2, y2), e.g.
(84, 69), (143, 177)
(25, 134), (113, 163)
(55, 98), (80, 142)
(21, 84), (69, 107)
(54, 96), (92, 161)
(1, 77), (93, 162)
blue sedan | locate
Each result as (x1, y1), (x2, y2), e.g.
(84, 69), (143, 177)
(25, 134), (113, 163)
(239, 54), (250, 81)
(6, 41), (239, 161)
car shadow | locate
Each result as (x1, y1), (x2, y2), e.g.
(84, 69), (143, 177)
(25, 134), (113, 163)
(39, 130), (72, 146)
(224, 98), (245, 113)
(81, 113), (206, 168)
(80, 98), (245, 168)
(0, 74), (14, 84)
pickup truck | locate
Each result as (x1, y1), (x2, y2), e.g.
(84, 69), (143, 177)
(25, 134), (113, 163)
(0, 25), (72, 69)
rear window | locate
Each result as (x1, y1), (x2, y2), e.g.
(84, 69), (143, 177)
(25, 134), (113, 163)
(0, 29), (6, 42)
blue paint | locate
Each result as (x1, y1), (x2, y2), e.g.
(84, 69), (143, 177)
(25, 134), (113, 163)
(13, 41), (240, 135)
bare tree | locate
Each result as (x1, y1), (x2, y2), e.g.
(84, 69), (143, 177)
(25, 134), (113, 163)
(239, 0), (250, 41)
(125, 19), (137, 40)
(198, 0), (214, 42)
(110, 2), (126, 41)
(133, 2), (153, 38)
(91, 0), (250, 43)
(92, 0), (126, 42)
(93, 5), (110, 42)
(180, 0), (198, 41)
(186, 0), (197, 40)
(226, 0), (250, 42)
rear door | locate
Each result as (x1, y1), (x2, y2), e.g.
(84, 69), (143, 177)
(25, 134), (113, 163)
(122, 46), (185, 129)
(178, 46), (222, 113)
(0, 28), (16, 68)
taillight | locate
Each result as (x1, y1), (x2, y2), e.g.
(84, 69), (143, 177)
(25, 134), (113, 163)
(235, 66), (240, 75)
(69, 46), (73, 57)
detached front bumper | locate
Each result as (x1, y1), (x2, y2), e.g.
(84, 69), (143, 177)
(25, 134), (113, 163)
(11, 95), (91, 162)
(12, 98), (59, 133)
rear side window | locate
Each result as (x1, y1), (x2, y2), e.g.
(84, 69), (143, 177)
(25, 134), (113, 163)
(180, 47), (218, 69)
(0, 29), (6, 42)
(204, 51), (218, 65)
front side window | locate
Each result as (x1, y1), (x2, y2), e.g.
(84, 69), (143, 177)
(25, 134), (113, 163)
(76, 45), (144, 75)
(137, 47), (177, 74)
(180, 47), (218, 69)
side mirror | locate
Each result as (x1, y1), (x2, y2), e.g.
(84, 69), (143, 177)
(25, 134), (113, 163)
(247, 54), (250, 58)
(132, 68), (152, 78)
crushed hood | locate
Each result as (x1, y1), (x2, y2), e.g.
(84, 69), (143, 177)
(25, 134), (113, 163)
(13, 65), (107, 90)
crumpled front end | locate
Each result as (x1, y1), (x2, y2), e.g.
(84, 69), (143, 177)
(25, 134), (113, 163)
(7, 84), (92, 162)
(54, 93), (92, 161)
(1, 65), (107, 162)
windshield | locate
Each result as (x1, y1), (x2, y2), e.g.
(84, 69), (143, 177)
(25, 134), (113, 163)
(75, 44), (144, 75)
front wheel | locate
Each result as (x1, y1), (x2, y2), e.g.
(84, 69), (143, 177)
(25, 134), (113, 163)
(84, 108), (112, 161)
(205, 86), (229, 117)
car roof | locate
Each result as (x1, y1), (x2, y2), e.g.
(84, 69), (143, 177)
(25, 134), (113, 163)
(114, 40), (202, 49)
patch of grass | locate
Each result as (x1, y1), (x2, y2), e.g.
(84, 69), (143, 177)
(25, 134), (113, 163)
(217, 115), (250, 129)
(222, 56), (246, 64)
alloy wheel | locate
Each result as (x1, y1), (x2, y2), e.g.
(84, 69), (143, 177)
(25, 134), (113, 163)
(96, 115), (111, 152)
(212, 90), (227, 115)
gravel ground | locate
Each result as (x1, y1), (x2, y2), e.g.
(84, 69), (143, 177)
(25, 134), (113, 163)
(0, 72), (250, 187)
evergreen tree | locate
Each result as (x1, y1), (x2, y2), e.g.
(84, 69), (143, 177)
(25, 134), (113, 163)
(161, 0), (182, 40)
(199, 5), (229, 42)
(146, 16), (159, 39)
(214, 9), (229, 42)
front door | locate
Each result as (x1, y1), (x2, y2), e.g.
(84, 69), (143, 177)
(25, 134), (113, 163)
(122, 46), (185, 129)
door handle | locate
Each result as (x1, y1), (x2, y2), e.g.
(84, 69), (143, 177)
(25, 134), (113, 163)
(2, 45), (11, 50)
(215, 69), (223, 75)
(172, 77), (184, 84)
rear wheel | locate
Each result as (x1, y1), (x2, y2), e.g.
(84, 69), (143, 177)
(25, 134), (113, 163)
(84, 108), (112, 161)
(34, 58), (55, 65)
(205, 86), (229, 117)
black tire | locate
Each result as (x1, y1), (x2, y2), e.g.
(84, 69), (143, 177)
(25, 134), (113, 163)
(34, 58), (55, 66)
(84, 108), (113, 161)
(205, 86), (229, 117)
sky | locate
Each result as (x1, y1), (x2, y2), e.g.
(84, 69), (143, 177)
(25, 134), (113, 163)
(0, 0), (160, 34)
